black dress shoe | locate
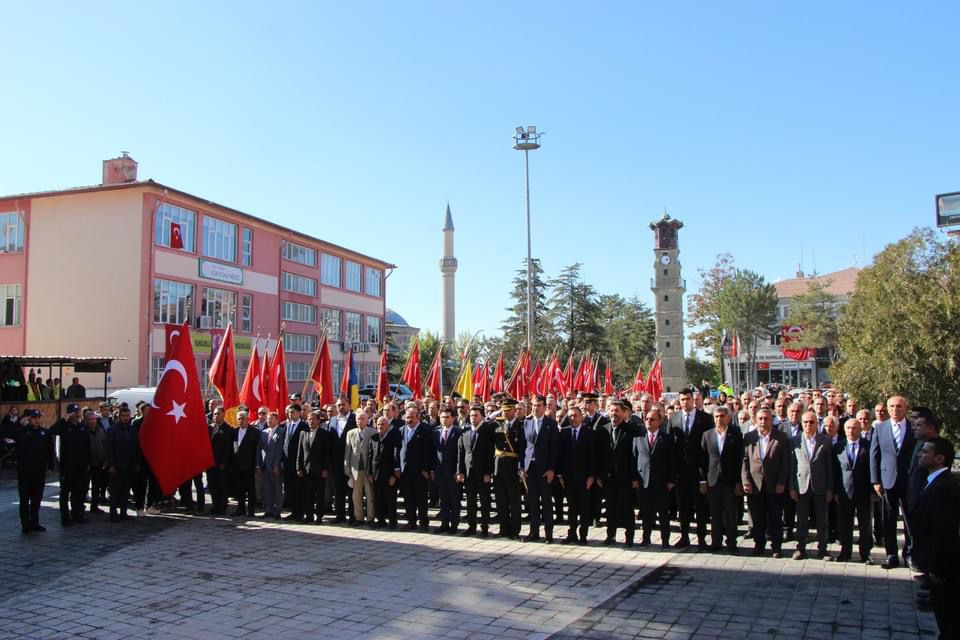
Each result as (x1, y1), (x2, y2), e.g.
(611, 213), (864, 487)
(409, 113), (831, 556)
(577, 538), (587, 546)
(33, 524), (47, 532)
(480, 530), (489, 538)
(638, 539), (651, 548)
(436, 525), (450, 534)
(602, 536), (614, 546)
(882, 556), (900, 570)
(836, 553), (852, 562)
(61, 520), (73, 527)
(544, 536), (554, 545)
(418, 525), (430, 533)
(403, 522), (418, 531)
(523, 535), (542, 543)
(283, 514), (300, 521)
(21, 527), (31, 535)
(672, 537), (690, 548)
(74, 517), (88, 524)
(624, 539), (634, 548)
(561, 535), (576, 545)
(461, 528), (476, 536)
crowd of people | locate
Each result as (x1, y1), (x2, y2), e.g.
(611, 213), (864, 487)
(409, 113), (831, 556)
(5, 386), (958, 637)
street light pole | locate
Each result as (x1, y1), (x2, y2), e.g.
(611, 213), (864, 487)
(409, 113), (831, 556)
(514, 126), (542, 351)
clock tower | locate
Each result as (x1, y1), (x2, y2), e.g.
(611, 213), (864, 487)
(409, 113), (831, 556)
(650, 214), (687, 393)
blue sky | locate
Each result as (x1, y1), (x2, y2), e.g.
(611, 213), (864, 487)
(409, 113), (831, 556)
(3, 2), (958, 348)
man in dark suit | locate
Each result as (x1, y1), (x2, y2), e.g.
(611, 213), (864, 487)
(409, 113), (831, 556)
(599, 398), (640, 547)
(329, 399), (357, 523)
(699, 405), (744, 553)
(231, 411), (260, 517)
(558, 405), (595, 545)
(458, 406), (494, 537)
(434, 408), (462, 533)
(297, 409), (330, 523)
(208, 407), (233, 516)
(635, 405), (677, 548)
(584, 393), (609, 527)
(282, 404), (307, 521)
(870, 395), (915, 569)
(520, 395), (560, 543)
(835, 416), (873, 563)
(909, 437), (960, 640)
(368, 415), (401, 529)
(669, 387), (714, 550)
(789, 411), (835, 560)
(905, 407), (940, 571)
(399, 406), (434, 531)
(55, 404), (91, 526)
(741, 408), (789, 557)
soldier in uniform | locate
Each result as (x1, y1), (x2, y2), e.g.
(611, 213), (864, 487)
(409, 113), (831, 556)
(16, 409), (55, 533)
(492, 398), (524, 539)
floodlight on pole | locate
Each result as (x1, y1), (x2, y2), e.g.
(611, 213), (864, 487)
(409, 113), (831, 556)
(513, 125), (543, 351)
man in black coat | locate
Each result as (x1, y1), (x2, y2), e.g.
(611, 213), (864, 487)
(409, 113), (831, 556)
(599, 398), (640, 547)
(834, 416), (873, 563)
(297, 409), (330, 523)
(457, 406), (494, 537)
(16, 410), (55, 533)
(398, 406), (435, 531)
(208, 407), (233, 515)
(558, 405), (595, 545)
(520, 395), (560, 543)
(634, 405), (677, 548)
(231, 411), (260, 516)
(105, 407), (138, 522)
(668, 387), (714, 550)
(54, 403), (91, 526)
(909, 437), (960, 640)
(699, 405), (744, 553)
(281, 404), (307, 520)
(434, 408), (462, 533)
(328, 399), (357, 523)
(368, 414), (401, 529)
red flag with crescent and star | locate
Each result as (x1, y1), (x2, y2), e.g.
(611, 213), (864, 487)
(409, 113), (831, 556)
(139, 320), (213, 496)
(170, 222), (185, 250)
(164, 323), (186, 360)
(239, 339), (264, 414)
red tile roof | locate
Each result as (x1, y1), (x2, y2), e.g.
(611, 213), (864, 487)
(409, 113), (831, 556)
(774, 267), (861, 299)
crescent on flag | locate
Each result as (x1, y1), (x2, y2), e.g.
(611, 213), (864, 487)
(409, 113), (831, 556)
(161, 359), (190, 393)
(252, 375), (261, 401)
(169, 329), (181, 346)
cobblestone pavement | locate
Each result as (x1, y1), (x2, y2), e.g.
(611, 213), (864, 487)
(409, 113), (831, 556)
(0, 473), (935, 639)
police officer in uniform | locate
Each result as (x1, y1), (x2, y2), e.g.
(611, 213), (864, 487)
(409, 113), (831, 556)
(492, 398), (524, 539)
(55, 403), (92, 526)
(16, 409), (55, 533)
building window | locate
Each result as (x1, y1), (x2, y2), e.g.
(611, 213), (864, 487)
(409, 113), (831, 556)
(237, 358), (249, 382)
(665, 318), (670, 326)
(199, 359), (210, 394)
(331, 362), (342, 388)
(282, 241), (316, 267)
(155, 203), (196, 252)
(286, 361), (311, 382)
(663, 269), (668, 276)
(285, 333), (318, 354)
(367, 316), (382, 345)
(202, 216), (237, 263)
(770, 333), (783, 346)
(345, 312), (362, 342)
(0, 212), (25, 253)
(0, 284), (22, 326)
(153, 279), (194, 325)
(241, 228), (253, 266)
(321, 308), (341, 339)
(240, 294), (252, 333)
(200, 287), (236, 328)
(664, 295), (669, 302)
(281, 301), (316, 324)
(321, 254), (341, 287)
(345, 261), (362, 292)
(282, 272), (317, 296)
(666, 341), (671, 349)
(151, 356), (166, 386)
(365, 267), (382, 297)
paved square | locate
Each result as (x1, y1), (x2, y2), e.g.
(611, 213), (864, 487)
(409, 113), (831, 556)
(0, 475), (936, 639)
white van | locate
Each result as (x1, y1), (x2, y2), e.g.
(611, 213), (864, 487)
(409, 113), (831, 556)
(108, 387), (156, 409)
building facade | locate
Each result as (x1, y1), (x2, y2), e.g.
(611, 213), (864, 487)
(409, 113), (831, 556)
(0, 155), (394, 396)
(650, 214), (686, 392)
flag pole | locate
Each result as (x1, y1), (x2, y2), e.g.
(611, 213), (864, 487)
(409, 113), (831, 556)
(301, 320), (331, 399)
(452, 330), (483, 394)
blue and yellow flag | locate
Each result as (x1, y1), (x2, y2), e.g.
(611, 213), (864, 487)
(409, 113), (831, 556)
(339, 347), (360, 409)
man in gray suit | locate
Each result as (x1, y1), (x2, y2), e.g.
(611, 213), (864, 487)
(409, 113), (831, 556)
(344, 411), (377, 526)
(741, 408), (789, 557)
(257, 411), (286, 519)
(870, 395), (915, 569)
(789, 411), (835, 560)
(699, 405), (744, 553)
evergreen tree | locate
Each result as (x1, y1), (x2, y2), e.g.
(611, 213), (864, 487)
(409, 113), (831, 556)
(598, 293), (656, 383)
(546, 263), (604, 356)
(501, 258), (551, 357)
(783, 278), (840, 353)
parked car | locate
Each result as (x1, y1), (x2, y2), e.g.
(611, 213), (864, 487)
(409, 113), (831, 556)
(358, 383), (414, 402)
(108, 387), (156, 408)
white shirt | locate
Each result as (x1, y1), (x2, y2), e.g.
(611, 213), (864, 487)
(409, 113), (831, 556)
(715, 429), (727, 454)
(925, 467), (947, 488)
(335, 413), (350, 437)
(758, 432), (770, 459)
(803, 435), (816, 460)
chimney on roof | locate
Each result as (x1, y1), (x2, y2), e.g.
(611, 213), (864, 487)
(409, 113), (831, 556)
(102, 152), (138, 185)
(795, 264), (805, 279)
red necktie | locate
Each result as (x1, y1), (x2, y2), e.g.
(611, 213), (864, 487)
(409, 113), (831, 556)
(649, 433), (655, 449)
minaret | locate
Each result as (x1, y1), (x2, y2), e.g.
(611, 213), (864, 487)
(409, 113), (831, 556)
(650, 214), (687, 392)
(440, 204), (458, 343)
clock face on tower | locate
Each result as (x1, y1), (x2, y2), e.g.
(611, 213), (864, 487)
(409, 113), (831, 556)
(660, 254), (671, 265)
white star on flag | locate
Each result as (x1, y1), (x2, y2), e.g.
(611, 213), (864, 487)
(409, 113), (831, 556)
(167, 400), (187, 424)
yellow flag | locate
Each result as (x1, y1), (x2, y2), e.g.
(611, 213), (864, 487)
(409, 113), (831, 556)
(453, 358), (474, 402)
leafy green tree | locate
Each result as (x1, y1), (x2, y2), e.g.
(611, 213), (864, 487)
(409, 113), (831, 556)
(784, 279), (840, 352)
(687, 254), (736, 367)
(717, 269), (778, 389)
(599, 293), (656, 383)
(833, 229), (960, 441)
(546, 263), (605, 356)
(686, 357), (719, 388)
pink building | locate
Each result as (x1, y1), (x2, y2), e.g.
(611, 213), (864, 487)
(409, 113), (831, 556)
(0, 154), (395, 396)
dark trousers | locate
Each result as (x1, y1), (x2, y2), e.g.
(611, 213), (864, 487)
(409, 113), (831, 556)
(564, 478), (591, 540)
(374, 476), (398, 526)
(880, 485), (910, 559)
(676, 475), (708, 542)
(590, 484), (604, 525)
(494, 465), (522, 536)
(437, 472), (460, 527)
(872, 495), (884, 543)
(331, 468), (351, 520)
(605, 478), (636, 540)
(109, 469), (132, 517)
(234, 468), (256, 514)
(59, 471), (89, 522)
(400, 472), (428, 527)
(638, 485), (671, 544)
(795, 491), (829, 553)
(132, 463), (160, 510)
(303, 474), (326, 521)
(526, 471), (554, 537)
(783, 494), (796, 533)
(747, 487), (784, 551)
(178, 473), (205, 509)
(707, 483), (739, 549)
(837, 494), (873, 558)
(208, 466), (229, 514)
(551, 478), (565, 523)
(90, 467), (109, 509)
(464, 478), (491, 531)
(18, 471), (45, 529)
(932, 580), (959, 640)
